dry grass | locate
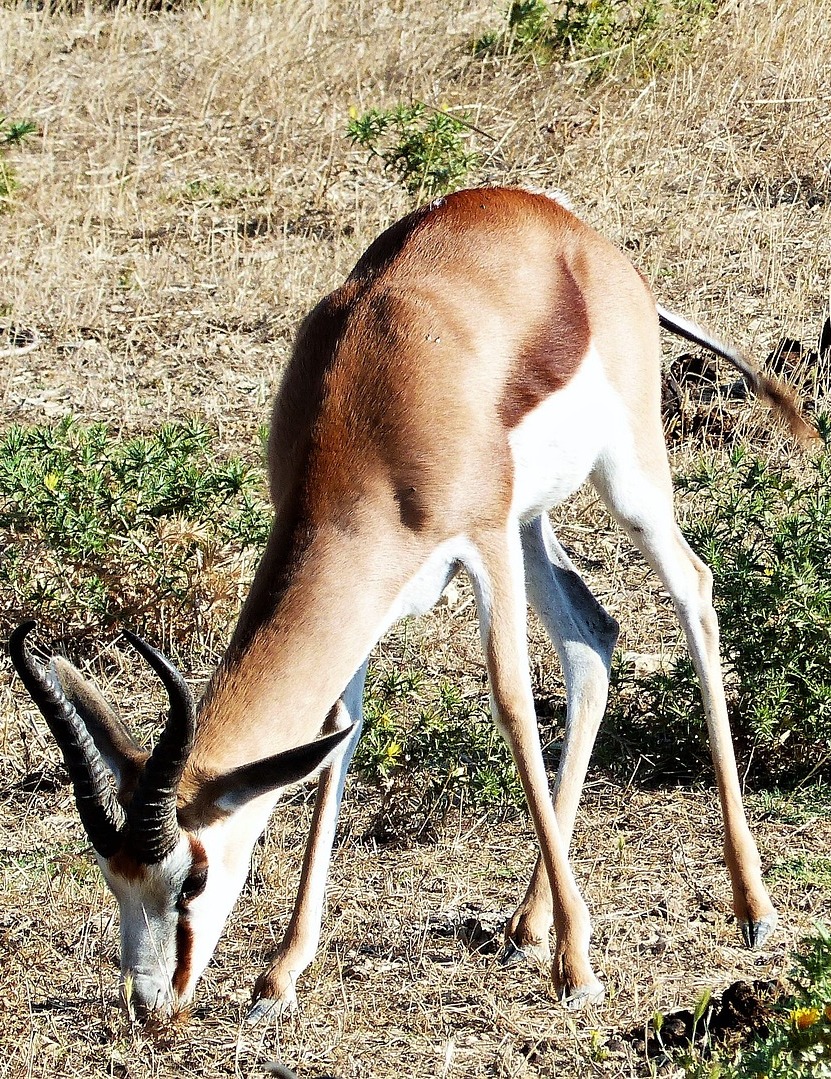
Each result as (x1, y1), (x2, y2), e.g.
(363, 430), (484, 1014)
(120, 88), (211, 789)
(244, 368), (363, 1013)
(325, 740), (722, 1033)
(1, 0), (830, 1075)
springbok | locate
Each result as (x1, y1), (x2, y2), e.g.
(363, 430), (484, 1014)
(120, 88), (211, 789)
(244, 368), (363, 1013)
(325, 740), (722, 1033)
(11, 187), (815, 1019)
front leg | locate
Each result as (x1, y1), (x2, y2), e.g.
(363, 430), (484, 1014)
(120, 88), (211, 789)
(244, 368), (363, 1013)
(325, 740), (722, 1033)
(504, 516), (618, 968)
(247, 661), (368, 1021)
(470, 524), (603, 1009)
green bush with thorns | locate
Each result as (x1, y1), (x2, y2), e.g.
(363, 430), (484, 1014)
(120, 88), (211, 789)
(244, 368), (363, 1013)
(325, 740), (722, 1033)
(347, 101), (479, 200)
(354, 665), (524, 833)
(474, 0), (718, 78)
(0, 415), (270, 647)
(605, 436), (831, 786)
(0, 116), (36, 208)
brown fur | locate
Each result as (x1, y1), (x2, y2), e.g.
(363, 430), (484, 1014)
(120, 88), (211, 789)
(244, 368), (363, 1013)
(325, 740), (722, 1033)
(158, 187), (792, 1010)
(179, 186), (794, 813)
(183, 189), (665, 792)
(755, 371), (820, 446)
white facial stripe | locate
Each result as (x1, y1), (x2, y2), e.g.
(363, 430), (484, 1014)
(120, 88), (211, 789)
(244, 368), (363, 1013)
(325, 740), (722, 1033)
(173, 800), (280, 1002)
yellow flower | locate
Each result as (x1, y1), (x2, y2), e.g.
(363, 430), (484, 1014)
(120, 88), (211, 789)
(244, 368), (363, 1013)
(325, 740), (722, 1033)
(791, 1006), (820, 1030)
(824, 1003), (831, 1022)
(385, 740), (401, 756)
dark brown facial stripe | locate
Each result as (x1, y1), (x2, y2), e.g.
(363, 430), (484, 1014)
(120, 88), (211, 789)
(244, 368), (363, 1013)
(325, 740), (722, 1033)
(188, 834), (208, 878)
(173, 918), (194, 999)
(108, 847), (147, 883)
(498, 259), (590, 428)
(172, 835), (207, 998)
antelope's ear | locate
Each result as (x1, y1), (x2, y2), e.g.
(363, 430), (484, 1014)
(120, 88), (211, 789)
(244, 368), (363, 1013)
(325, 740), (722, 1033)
(51, 657), (147, 796)
(204, 725), (358, 814)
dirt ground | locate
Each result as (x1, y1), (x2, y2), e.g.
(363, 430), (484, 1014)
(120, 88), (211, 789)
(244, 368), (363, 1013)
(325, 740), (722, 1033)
(1, 1), (830, 1076)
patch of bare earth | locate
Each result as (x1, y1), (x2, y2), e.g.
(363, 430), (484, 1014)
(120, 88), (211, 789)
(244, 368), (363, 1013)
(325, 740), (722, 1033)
(1, 1), (830, 1076)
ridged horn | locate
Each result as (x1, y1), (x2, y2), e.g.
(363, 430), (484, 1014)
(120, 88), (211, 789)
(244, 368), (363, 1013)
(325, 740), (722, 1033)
(9, 622), (126, 857)
(123, 630), (196, 864)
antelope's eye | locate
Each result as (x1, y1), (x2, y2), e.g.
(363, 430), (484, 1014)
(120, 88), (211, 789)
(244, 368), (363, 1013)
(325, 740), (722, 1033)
(179, 866), (208, 907)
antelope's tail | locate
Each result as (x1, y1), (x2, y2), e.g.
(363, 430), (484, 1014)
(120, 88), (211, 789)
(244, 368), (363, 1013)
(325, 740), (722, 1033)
(657, 303), (819, 447)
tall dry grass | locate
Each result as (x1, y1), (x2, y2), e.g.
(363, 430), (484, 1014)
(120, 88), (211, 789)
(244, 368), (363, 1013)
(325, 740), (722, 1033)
(0, 0), (828, 438)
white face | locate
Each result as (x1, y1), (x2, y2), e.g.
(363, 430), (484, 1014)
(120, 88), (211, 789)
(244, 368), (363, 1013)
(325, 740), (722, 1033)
(12, 627), (357, 1019)
(98, 811), (263, 1016)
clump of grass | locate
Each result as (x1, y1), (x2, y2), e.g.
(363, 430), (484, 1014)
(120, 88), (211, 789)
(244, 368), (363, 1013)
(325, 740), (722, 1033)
(354, 663), (523, 832)
(346, 101), (479, 200)
(474, 0), (718, 79)
(173, 176), (267, 208)
(683, 928), (831, 1079)
(769, 856), (831, 892)
(604, 437), (831, 786)
(0, 117), (36, 209)
(0, 415), (270, 647)
(754, 785), (831, 826)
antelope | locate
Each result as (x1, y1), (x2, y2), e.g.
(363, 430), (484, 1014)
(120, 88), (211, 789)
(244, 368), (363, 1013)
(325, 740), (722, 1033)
(11, 187), (815, 1020)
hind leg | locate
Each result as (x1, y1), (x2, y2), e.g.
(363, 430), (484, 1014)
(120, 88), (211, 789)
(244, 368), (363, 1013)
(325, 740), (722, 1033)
(504, 515), (619, 966)
(592, 443), (776, 945)
(469, 523), (604, 1007)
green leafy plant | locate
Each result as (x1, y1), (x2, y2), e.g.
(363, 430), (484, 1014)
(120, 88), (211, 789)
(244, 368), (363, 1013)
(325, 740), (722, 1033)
(0, 116), (36, 208)
(683, 929), (831, 1078)
(604, 440), (831, 785)
(474, 0), (718, 78)
(0, 416), (270, 647)
(347, 101), (479, 200)
(353, 664), (523, 831)
(473, 0), (555, 59)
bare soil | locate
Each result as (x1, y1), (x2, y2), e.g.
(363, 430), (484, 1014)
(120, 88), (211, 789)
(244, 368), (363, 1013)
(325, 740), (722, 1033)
(1, 1), (830, 1076)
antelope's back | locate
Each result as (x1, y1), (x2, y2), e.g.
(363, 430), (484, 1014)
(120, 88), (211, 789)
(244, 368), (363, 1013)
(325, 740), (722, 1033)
(268, 188), (658, 533)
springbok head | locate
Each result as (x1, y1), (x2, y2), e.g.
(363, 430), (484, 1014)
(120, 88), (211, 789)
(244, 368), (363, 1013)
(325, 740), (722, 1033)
(10, 621), (353, 1016)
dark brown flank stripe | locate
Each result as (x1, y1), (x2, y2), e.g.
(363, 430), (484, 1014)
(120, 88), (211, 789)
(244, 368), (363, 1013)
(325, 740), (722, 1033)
(498, 257), (589, 428)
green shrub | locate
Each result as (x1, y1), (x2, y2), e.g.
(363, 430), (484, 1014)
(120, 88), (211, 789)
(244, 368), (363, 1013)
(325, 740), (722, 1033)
(604, 441), (831, 785)
(474, 0), (718, 78)
(0, 117), (36, 208)
(0, 416), (270, 647)
(473, 0), (555, 59)
(354, 664), (523, 832)
(346, 101), (479, 200)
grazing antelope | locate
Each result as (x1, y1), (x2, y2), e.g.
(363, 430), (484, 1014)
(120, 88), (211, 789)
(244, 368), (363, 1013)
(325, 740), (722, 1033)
(11, 187), (815, 1019)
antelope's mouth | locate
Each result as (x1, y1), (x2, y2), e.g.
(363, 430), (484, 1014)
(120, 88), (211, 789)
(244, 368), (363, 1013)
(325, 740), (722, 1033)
(122, 970), (190, 1023)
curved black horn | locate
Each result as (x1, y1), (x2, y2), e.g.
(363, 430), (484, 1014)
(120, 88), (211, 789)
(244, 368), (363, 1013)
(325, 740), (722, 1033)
(123, 630), (196, 864)
(9, 622), (126, 857)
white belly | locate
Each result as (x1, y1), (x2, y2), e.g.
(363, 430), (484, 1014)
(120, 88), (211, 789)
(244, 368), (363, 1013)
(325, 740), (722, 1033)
(383, 536), (476, 622)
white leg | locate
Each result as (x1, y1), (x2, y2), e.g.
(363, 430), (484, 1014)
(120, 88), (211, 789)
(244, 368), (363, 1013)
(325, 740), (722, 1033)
(248, 661), (369, 1021)
(592, 447), (777, 945)
(469, 524), (604, 1008)
(504, 515), (619, 966)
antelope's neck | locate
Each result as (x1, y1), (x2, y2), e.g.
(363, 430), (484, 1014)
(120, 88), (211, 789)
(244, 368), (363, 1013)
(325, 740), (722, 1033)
(178, 518), (411, 802)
